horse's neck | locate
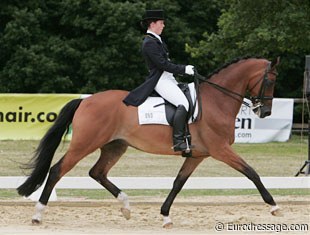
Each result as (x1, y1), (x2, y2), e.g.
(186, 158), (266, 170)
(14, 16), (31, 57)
(200, 82), (243, 119)
(214, 64), (250, 93)
(200, 62), (254, 118)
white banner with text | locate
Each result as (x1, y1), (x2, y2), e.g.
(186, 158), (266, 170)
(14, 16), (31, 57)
(235, 98), (294, 143)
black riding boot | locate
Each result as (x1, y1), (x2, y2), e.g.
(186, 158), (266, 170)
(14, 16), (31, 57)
(172, 105), (189, 152)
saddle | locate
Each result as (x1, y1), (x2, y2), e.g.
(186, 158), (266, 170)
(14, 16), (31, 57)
(138, 82), (200, 125)
(137, 82), (201, 157)
(164, 83), (197, 125)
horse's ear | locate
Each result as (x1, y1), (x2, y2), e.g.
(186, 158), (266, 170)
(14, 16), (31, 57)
(271, 57), (280, 68)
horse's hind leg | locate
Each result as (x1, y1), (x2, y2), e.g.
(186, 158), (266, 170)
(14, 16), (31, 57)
(32, 145), (98, 224)
(213, 146), (280, 215)
(31, 157), (65, 224)
(161, 156), (204, 228)
(88, 139), (130, 219)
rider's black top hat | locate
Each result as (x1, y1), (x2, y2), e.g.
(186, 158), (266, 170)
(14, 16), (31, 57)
(142, 10), (164, 21)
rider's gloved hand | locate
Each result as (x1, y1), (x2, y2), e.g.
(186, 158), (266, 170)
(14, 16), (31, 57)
(185, 65), (195, 75)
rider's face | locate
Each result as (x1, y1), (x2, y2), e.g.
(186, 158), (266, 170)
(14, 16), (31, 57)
(150, 20), (165, 35)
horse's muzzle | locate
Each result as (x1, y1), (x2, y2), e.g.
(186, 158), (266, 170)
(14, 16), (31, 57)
(261, 105), (272, 118)
(253, 105), (271, 118)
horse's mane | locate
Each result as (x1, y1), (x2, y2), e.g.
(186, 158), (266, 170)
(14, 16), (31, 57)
(206, 56), (264, 79)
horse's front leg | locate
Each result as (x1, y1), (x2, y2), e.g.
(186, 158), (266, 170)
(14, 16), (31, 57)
(213, 145), (280, 215)
(161, 156), (204, 228)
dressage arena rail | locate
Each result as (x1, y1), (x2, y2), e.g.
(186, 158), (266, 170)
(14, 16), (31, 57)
(0, 176), (309, 189)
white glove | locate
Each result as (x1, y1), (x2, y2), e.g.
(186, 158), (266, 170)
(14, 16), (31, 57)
(185, 65), (195, 75)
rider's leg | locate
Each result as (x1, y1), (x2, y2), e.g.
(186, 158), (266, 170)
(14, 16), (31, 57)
(155, 72), (190, 152)
(154, 72), (189, 111)
(171, 105), (189, 151)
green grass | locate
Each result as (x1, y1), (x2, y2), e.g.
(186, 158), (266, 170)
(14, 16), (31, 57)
(0, 134), (309, 198)
(0, 134), (307, 177)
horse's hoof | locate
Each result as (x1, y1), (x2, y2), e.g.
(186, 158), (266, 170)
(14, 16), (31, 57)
(163, 222), (173, 229)
(270, 205), (281, 216)
(31, 219), (41, 225)
(162, 216), (173, 229)
(120, 207), (131, 220)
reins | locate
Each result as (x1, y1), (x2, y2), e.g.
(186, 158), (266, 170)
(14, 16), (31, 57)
(194, 72), (252, 108)
(194, 62), (276, 109)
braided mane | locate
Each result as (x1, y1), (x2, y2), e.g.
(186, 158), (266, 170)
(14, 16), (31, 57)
(206, 56), (264, 79)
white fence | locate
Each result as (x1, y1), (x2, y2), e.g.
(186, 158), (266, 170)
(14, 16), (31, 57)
(1, 176), (309, 189)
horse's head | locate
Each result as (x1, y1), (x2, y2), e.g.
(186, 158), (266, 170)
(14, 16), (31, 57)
(248, 57), (280, 118)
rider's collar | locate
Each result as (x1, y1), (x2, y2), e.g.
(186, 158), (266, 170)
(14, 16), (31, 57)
(146, 30), (162, 43)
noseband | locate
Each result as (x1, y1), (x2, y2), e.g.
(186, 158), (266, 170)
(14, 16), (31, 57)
(195, 62), (277, 108)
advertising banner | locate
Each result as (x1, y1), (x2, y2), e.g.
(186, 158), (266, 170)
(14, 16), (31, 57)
(235, 98), (294, 143)
(0, 94), (80, 140)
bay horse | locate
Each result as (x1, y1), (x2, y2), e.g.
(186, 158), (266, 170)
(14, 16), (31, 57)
(17, 57), (280, 228)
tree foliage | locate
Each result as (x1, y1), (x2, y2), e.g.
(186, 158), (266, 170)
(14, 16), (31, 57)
(0, 0), (146, 93)
(186, 0), (310, 98)
(0, 0), (308, 102)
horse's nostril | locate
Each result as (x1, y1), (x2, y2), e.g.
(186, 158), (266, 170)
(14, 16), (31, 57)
(261, 110), (271, 118)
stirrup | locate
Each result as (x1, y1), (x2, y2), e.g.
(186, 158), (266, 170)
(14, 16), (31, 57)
(171, 141), (192, 152)
(184, 135), (191, 153)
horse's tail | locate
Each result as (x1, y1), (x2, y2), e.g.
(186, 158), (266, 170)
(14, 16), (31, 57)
(17, 98), (83, 197)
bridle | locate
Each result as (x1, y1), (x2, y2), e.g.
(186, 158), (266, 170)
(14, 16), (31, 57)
(194, 62), (277, 109)
(248, 62), (277, 109)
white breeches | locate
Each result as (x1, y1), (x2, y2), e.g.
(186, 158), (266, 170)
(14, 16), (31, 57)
(154, 71), (189, 111)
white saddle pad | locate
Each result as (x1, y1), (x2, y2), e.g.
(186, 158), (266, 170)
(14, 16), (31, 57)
(138, 82), (198, 125)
